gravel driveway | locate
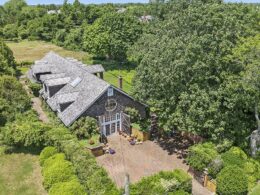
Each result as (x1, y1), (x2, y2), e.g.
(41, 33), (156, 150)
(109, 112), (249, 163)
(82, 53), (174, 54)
(96, 134), (213, 195)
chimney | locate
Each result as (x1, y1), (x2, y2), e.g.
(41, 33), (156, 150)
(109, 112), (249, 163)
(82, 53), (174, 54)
(118, 76), (123, 89)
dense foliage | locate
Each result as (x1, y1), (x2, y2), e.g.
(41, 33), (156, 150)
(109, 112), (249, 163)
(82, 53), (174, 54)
(0, 76), (30, 126)
(129, 0), (260, 148)
(0, 39), (16, 75)
(130, 169), (192, 195)
(187, 143), (260, 190)
(187, 142), (218, 171)
(83, 12), (142, 60)
(39, 146), (58, 165)
(49, 180), (86, 195)
(216, 165), (248, 195)
(69, 116), (98, 139)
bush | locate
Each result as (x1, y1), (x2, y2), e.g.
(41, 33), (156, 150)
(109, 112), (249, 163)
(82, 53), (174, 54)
(42, 153), (66, 170)
(130, 169), (192, 195)
(208, 156), (223, 178)
(187, 142), (218, 171)
(29, 82), (41, 96)
(124, 107), (141, 123)
(49, 180), (86, 195)
(221, 147), (248, 167)
(217, 165), (248, 195)
(42, 157), (77, 189)
(69, 116), (98, 139)
(39, 146), (58, 165)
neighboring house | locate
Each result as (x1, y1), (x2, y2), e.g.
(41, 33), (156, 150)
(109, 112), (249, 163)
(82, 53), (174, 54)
(139, 15), (153, 22)
(29, 52), (147, 136)
(116, 7), (127, 13)
(47, 10), (61, 15)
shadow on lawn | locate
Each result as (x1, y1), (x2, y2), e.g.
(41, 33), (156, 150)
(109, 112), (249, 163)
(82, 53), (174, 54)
(10, 146), (43, 155)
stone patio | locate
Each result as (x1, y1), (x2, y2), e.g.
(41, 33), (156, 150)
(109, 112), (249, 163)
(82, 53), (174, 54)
(96, 133), (213, 195)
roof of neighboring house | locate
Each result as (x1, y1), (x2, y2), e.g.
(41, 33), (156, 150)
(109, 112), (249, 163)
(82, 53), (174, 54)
(31, 51), (110, 126)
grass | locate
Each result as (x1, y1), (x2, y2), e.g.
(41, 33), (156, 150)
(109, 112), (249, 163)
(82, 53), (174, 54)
(7, 40), (135, 93)
(250, 184), (260, 195)
(0, 151), (47, 195)
(80, 134), (102, 148)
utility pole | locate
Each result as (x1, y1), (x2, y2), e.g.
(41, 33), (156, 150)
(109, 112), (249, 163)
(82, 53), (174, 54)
(124, 173), (130, 195)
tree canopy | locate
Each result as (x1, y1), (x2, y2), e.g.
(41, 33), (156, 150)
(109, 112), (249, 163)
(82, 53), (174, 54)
(129, 1), (259, 147)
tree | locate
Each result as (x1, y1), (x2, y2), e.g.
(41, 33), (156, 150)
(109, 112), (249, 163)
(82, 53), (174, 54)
(0, 40), (16, 75)
(0, 76), (30, 126)
(130, 1), (258, 145)
(3, 0), (27, 23)
(83, 12), (143, 60)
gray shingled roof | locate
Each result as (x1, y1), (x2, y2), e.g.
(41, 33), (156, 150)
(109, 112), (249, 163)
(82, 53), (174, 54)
(31, 51), (109, 126)
(45, 77), (71, 87)
(40, 73), (66, 82)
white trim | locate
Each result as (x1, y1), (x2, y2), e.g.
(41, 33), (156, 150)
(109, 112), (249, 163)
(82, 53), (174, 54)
(100, 112), (121, 136)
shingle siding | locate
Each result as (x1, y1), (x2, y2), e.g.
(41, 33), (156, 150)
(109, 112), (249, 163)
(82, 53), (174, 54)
(83, 87), (147, 119)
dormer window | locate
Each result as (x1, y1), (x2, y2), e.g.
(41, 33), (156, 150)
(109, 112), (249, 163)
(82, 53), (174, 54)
(107, 87), (114, 96)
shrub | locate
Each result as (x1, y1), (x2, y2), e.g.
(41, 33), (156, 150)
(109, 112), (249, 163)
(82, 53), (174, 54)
(187, 142), (218, 171)
(217, 165), (248, 195)
(43, 157), (77, 189)
(130, 169), (192, 195)
(42, 153), (66, 170)
(221, 147), (248, 167)
(124, 107), (141, 123)
(39, 146), (58, 166)
(216, 139), (233, 153)
(29, 82), (41, 97)
(49, 180), (86, 195)
(208, 156), (223, 178)
(69, 116), (98, 139)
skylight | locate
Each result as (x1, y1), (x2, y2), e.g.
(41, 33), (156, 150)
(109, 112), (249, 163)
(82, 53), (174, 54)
(70, 77), (82, 87)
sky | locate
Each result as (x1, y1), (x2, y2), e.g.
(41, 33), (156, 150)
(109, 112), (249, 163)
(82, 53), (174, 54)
(0, 0), (259, 5)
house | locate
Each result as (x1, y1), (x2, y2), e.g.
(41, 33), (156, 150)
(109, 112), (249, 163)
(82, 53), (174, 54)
(47, 10), (61, 15)
(139, 15), (153, 23)
(29, 52), (147, 136)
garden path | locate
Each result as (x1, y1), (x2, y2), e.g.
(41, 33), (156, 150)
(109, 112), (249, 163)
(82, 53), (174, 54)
(97, 134), (213, 195)
(19, 76), (49, 123)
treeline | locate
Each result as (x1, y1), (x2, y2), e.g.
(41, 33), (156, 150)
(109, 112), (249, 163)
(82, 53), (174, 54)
(0, 0), (170, 60)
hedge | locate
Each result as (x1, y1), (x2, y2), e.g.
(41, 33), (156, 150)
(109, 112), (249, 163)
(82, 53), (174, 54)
(42, 155), (77, 189)
(39, 146), (58, 165)
(49, 180), (86, 195)
(130, 169), (192, 195)
(216, 165), (248, 195)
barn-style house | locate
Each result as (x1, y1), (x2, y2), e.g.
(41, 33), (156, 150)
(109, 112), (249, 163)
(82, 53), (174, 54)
(29, 52), (147, 136)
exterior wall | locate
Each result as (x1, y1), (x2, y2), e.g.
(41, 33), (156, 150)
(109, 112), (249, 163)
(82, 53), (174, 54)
(82, 88), (147, 119)
(60, 102), (73, 112)
(48, 84), (66, 97)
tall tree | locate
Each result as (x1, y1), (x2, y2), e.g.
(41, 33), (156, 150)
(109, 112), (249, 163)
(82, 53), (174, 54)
(83, 13), (143, 60)
(0, 39), (16, 75)
(130, 1), (259, 146)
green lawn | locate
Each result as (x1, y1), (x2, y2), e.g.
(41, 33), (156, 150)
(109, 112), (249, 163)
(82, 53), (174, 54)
(7, 40), (135, 93)
(250, 184), (260, 195)
(0, 152), (47, 195)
